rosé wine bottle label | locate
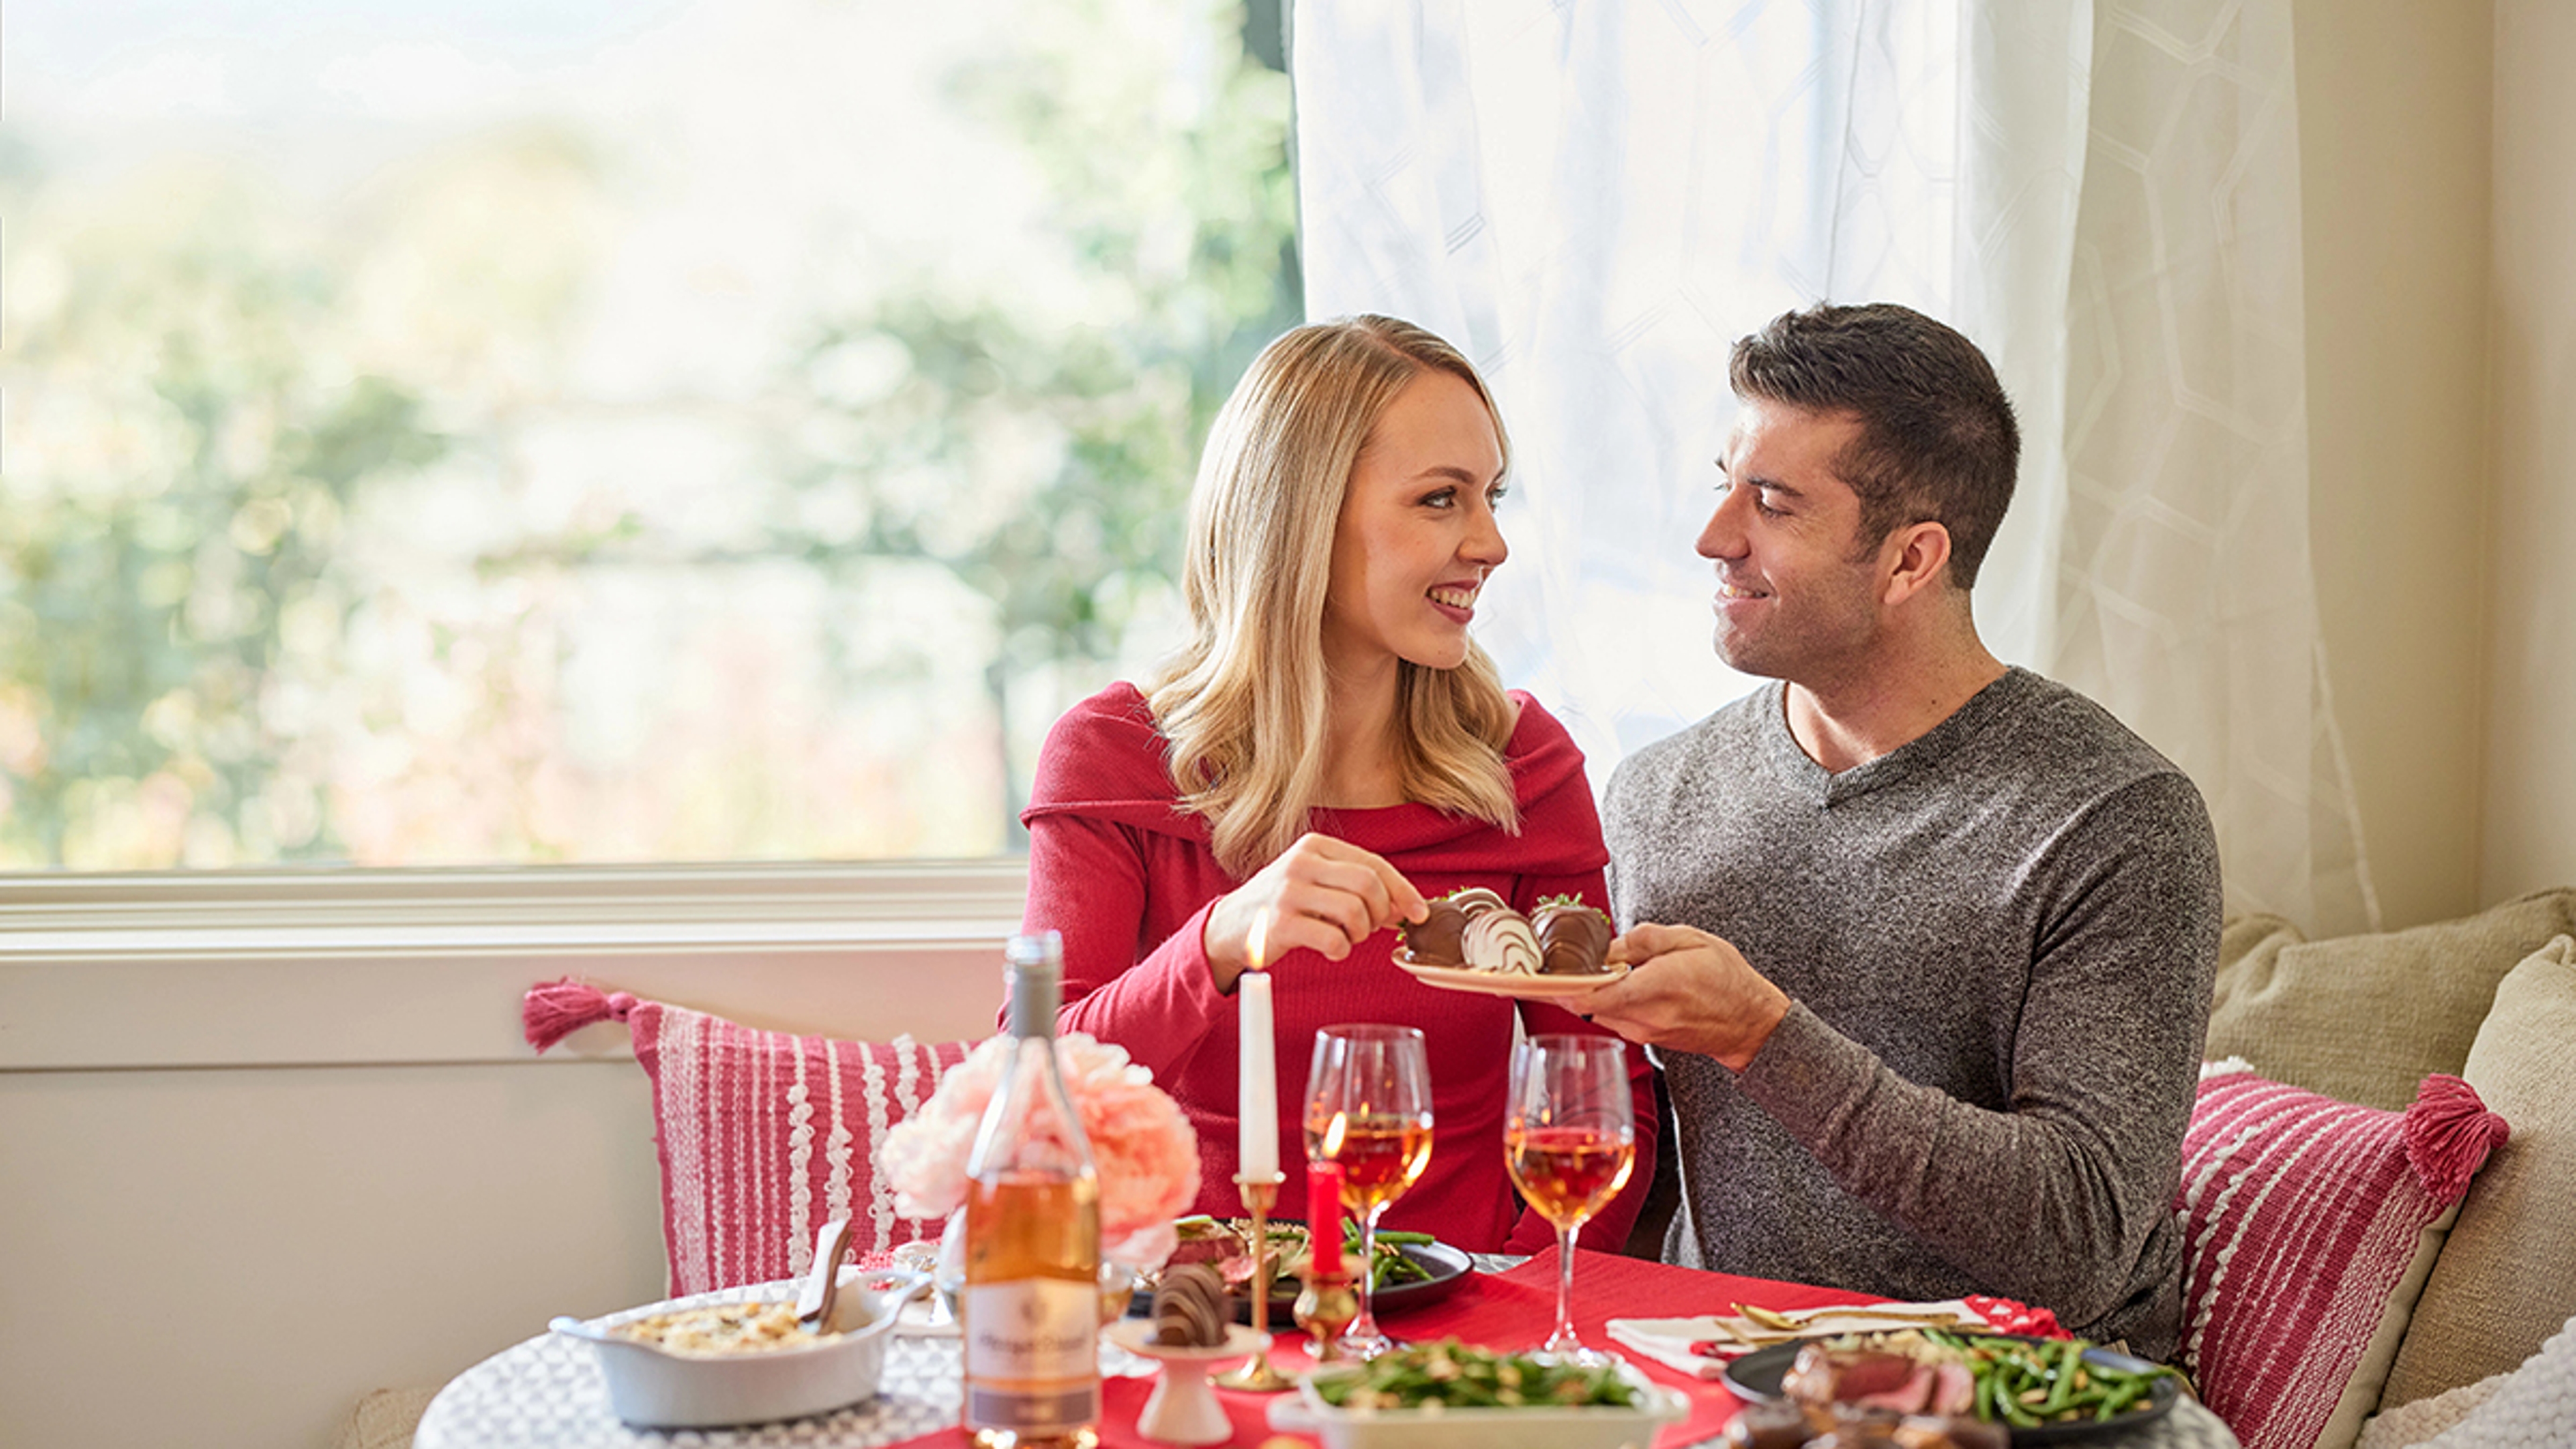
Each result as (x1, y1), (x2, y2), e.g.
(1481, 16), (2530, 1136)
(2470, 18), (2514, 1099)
(961, 1279), (1100, 1433)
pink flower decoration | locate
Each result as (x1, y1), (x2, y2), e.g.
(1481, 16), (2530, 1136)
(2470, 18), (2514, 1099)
(876, 1032), (1201, 1248)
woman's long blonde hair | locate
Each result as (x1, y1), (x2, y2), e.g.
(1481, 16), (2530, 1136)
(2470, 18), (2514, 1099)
(1147, 315), (1521, 879)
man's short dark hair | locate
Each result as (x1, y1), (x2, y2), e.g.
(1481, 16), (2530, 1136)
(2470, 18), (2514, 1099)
(1729, 303), (2019, 589)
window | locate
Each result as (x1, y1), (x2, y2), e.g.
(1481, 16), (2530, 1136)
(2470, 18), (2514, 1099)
(1, 0), (1297, 870)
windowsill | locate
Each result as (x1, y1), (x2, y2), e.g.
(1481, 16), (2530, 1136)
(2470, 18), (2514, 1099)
(0, 859), (1028, 1071)
(0, 857), (1029, 932)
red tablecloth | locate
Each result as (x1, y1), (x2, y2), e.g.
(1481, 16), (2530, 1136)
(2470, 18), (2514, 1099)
(892, 1248), (1887, 1448)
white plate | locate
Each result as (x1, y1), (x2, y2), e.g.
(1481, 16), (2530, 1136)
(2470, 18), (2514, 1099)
(549, 1269), (927, 1428)
(1269, 1362), (1687, 1449)
(1102, 1319), (1263, 1364)
(1393, 957), (1627, 999)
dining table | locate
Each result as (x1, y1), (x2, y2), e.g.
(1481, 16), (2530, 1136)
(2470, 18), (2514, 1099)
(414, 1248), (2244, 1449)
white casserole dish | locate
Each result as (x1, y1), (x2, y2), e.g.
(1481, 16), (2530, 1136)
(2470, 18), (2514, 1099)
(550, 1267), (929, 1428)
(1267, 1360), (1689, 1449)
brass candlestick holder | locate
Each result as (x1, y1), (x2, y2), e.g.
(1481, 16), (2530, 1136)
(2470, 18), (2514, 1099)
(1293, 1266), (1360, 1362)
(1212, 1171), (1293, 1392)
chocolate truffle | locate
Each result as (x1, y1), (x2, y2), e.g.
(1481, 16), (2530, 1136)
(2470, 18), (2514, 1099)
(1150, 1263), (1230, 1347)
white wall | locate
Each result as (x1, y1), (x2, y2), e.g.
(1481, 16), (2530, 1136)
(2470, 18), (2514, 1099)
(1, 1061), (667, 1449)
(2295, 0), (2493, 930)
(2481, 0), (2576, 903)
(0, 867), (1018, 1449)
(2295, 0), (2576, 922)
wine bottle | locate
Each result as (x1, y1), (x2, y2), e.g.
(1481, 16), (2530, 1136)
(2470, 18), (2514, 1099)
(961, 932), (1102, 1449)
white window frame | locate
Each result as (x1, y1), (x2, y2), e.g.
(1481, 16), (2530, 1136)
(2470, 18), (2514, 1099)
(0, 860), (1028, 1072)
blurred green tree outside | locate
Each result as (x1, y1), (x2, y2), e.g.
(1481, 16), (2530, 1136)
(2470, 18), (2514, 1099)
(0, 0), (1295, 868)
(0, 166), (455, 867)
(777, 0), (1301, 837)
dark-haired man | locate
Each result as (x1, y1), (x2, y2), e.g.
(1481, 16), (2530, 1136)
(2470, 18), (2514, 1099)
(1569, 303), (2220, 1360)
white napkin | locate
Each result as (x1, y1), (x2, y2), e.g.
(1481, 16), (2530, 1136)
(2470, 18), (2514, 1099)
(1606, 1300), (1993, 1381)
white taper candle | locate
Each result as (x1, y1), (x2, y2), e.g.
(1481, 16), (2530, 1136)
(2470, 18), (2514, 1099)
(1238, 965), (1278, 1179)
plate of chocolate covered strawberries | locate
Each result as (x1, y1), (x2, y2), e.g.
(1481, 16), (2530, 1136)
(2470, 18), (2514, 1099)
(1392, 888), (1625, 1000)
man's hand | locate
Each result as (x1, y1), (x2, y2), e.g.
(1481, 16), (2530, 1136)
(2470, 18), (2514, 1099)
(1567, 922), (1791, 1071)
(1203, 833), (1428, 992)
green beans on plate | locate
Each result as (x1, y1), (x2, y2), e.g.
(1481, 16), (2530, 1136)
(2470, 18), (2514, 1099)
(1918, 1330), (2179, 1426)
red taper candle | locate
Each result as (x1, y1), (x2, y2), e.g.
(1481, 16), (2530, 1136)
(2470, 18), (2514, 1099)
(1307, 1160), (1349, 1282)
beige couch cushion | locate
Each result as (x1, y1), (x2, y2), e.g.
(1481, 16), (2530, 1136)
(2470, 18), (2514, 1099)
(2379, 934), (2576, 1407)
(2207, 889), (2576, 1111)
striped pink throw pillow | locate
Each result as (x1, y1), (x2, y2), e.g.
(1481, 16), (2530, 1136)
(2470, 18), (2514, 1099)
(2176, 1061), (2508, 1449)
(524, 979), (973, 1295)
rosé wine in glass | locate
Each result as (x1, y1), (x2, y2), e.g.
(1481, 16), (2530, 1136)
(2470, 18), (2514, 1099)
(1505, 1034), (1635, 1362)
(1302, 1024), (1432, 1360)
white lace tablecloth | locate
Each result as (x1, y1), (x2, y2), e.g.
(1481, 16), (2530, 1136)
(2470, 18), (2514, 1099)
(417, 1274), (2243, 1448)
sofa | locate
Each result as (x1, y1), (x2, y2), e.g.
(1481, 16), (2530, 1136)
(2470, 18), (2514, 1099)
(2197, 886), (2576, 1448)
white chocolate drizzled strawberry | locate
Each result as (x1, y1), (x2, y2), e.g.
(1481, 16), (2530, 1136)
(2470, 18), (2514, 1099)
(1461, 908), (1543, 975)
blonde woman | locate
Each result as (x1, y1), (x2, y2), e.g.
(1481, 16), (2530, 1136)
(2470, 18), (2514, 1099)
(1019, 316), (1654, 1254)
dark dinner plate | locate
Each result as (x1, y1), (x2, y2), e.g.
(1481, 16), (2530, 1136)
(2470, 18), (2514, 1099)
(1129, 1239), (1473, 1324)
(1721, 1334), (2180, 1445)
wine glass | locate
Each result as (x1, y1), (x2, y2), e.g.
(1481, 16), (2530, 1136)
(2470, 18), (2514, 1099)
(1505, 1033), (1636, 1362)
(1303, 1024), (1433, 1360)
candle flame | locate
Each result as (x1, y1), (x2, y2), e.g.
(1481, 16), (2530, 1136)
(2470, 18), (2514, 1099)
(1246, 911), (1268, 976)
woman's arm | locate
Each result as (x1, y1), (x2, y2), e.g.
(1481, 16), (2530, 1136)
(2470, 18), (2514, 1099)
(1022, 812), (1231, 1084)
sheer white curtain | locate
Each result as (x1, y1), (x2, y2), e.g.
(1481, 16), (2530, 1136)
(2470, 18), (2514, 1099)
(1293, 0), (2376, 934)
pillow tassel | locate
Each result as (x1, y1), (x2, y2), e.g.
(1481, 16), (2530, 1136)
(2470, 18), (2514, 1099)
(2403, 1073), (2511, 1202)
(522, 977), (639, 1053)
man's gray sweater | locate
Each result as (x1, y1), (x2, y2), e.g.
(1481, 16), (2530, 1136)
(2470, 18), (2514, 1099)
(1603, 667), (2220, 1358)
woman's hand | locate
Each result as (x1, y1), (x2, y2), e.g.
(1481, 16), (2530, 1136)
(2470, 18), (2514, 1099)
(1203, 833), (1428, 992)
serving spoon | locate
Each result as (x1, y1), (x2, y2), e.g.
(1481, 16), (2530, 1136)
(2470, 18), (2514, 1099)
(795, 1218), (857, 1332)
